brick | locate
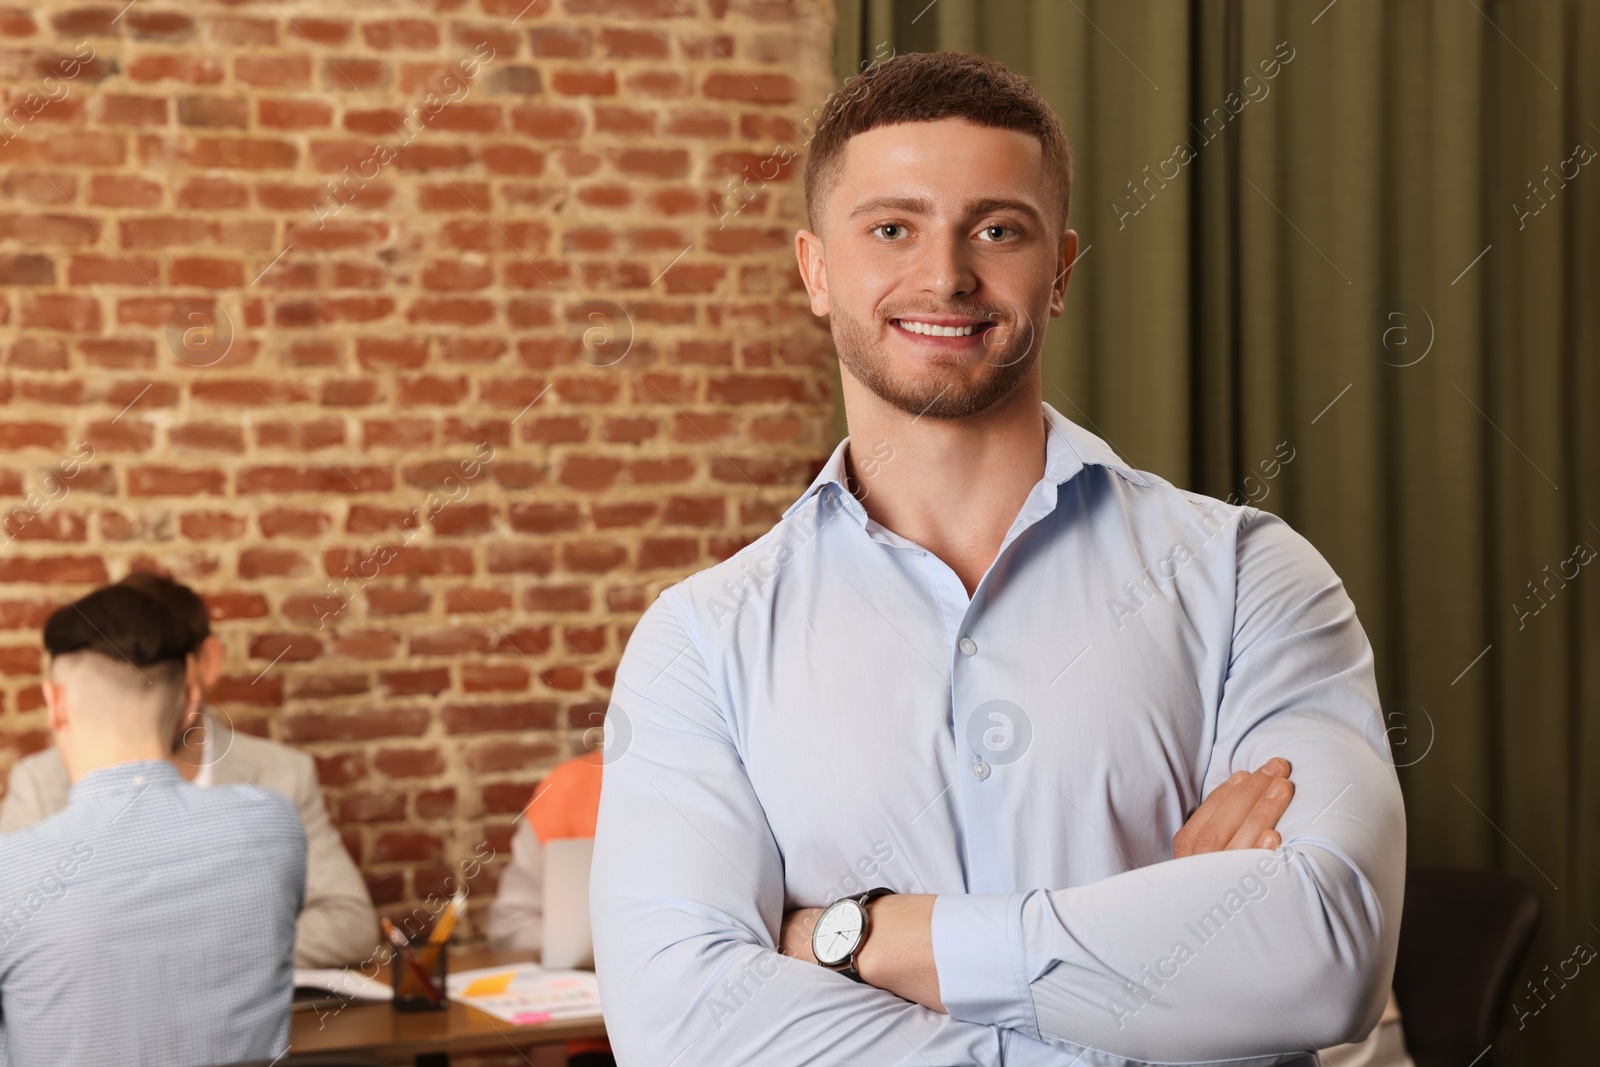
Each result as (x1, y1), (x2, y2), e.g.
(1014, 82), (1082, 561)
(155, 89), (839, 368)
(703, 71), (796, 103)
(443, 700), (558, 735)
(551, 70), (616, 96)
(7, 337), (67, 369)
(461, 664), (528, 692)
(530, 27), (591, 57)
(481, 781), (538, 815)
(238, 547), (307, 577)
(523, 583), (590, 612)
(0, 254), (53, 285)
(126, 466), (226, 496)
(486, 542), (554, 574)
(508, 503), (581, 534)
(638, 536), (699, 569)
(235, 54), (311, 88)
(237, 466), (392, 494)
(0, 556), (108, 584)
(511, 105), (582, 140)
(283, 708), (429, 743)
(22, 294), (100, 332)
(127, 10), (195, 40)
(168, 423), (244, 453)
(338, 791), (406, 824)
(443, 586), (512, 614)
(258, 97), (333, 130)
(374, 747), (445, 778)
(172, 178), (244, 209)
(312, 751), (366, 789)
(362, 19), (440, 50)
(600, 27), (669, 58)
(414, 788), (456, 820)
(99, 94), (168, 125)
(177, 95), (248, 129)
(381, 668), (451, 696)
(209, 15), (278, 45)
(290, 672), (370, 699)
(664, 495), (726, 526)
(365, 587), (432, 616)
(289, 17), (349, 45)
(372, 830), (441, 864)
(488, 627), (551, 656)
(464, 739), (559, 774)
(5, 511), (87, 542)
(562, 541), (627, 574)
(591, 501), (655, 528)
(129, 53), (226, 84)
(409, 628), (491, 657)
(564, 625), (606, 654)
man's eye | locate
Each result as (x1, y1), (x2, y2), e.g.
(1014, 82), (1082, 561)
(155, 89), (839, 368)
(980, 225), (1017, 242)
(872, 223), (906, 240)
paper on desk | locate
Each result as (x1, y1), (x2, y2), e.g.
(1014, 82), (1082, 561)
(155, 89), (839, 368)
(446, 964), (602, 1025)
(293, 967), (394, 1001)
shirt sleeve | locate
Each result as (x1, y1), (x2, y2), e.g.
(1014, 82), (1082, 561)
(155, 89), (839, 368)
(487, 819), (544, 955)
(0, 756), (54, 834)
(286, 751), (380, 968)
(590, 592), (1012, 1067)
(930, 509), (1407, 1062)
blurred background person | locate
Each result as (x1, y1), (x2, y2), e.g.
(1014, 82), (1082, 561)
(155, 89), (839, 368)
(0, 573), (377, 969)
(489, 748), (611, 1067)
(0, 583), (304, 1065)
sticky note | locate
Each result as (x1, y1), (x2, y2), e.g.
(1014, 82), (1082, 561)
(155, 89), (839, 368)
(463, 971), (516, 997)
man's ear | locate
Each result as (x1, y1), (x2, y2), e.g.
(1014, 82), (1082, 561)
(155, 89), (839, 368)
(43, 678), (69, 736)
(1049, 229), (1079, 318)
(197, 633), (223, 690)
(795, 229), (831, 317)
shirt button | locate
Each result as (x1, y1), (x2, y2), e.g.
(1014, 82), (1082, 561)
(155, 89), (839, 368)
(958, 637), (978, 656)
(971, 758), (990, 780)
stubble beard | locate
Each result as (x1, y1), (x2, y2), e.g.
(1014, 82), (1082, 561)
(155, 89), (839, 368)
(830, 303), (1041, 421)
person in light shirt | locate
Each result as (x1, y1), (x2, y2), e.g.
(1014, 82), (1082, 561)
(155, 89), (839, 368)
(488, 749), (613, 1067)
(1, 573), (377, 970)
(590, 51), (1415, 1066)
(0, 583), (303, 1066)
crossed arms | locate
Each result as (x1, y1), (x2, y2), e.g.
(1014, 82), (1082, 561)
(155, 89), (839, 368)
(590, 518), (1406, 1066)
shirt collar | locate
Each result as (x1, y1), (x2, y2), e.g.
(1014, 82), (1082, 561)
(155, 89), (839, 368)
(68, 758), (180, 804)
(781, 400), (1150, 522)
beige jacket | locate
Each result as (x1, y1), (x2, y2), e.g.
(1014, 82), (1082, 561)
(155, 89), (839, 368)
(0, 709), (378, 969)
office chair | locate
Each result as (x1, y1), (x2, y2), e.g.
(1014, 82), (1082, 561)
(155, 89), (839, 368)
(1390, 867), (1541, 1067)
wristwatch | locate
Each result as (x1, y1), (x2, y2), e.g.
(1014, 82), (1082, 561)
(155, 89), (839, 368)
(811, 887), (895, 982)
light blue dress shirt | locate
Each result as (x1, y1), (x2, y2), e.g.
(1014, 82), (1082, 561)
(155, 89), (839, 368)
(0, 759), (305, 1066)
(591, 402), (1406, 1066)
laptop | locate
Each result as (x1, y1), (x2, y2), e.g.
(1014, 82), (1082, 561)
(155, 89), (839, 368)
(541, 837), (596, 970)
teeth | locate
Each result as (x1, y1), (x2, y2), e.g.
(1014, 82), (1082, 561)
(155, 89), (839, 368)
(897, 319), (979, 337)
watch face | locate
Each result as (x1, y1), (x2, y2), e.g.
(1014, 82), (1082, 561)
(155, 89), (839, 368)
(811, 900), (865, 966)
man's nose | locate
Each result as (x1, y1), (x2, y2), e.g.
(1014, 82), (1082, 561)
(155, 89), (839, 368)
(912, 230), (977, 300)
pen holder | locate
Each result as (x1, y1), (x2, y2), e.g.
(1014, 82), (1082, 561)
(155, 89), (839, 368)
(390, 938), (449, 1012)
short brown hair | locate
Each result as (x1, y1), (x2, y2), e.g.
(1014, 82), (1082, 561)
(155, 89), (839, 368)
(804, 51), (1074, 235)
(118, 571), (211, 653)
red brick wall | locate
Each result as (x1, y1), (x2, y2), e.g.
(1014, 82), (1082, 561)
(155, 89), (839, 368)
(0, 0), (836, 936)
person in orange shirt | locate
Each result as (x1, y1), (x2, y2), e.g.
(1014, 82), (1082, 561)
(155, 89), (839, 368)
(487, 750), (610, 1066)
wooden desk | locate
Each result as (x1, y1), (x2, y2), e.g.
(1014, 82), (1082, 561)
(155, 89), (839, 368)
(285, 948), (607, 1066)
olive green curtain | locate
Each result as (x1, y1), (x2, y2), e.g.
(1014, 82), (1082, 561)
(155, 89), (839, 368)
(831, 1), (1599, 1060)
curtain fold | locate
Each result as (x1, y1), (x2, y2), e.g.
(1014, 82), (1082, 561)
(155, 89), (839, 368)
(829, 1), (1599, 1060)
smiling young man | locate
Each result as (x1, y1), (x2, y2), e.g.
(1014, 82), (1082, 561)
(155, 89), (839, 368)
(590, 52), (1406, 1066)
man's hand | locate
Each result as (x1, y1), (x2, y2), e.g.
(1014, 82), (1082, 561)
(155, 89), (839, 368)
(1171, 757), (1295, 858)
